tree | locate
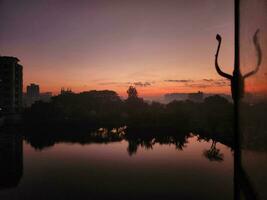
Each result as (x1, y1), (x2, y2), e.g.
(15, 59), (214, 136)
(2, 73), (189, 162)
(204, 95), (229, 105)
(127, 86), (138, 100)
(203, 140), (224, 162)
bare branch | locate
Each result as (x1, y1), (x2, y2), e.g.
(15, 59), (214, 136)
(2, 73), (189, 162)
(215, 34), (232, 80)
(244, 29), (262, 79)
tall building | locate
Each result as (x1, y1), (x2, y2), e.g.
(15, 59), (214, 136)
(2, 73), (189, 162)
(0, 56), (23, 114)
(23, 84), (53, 107)
(26, 83), (40, 98)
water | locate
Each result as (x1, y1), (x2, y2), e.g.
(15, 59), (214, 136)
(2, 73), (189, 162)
(0, 133), (233, 200)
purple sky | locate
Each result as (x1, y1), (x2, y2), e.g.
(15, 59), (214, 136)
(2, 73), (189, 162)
(0, 0), (235, 96)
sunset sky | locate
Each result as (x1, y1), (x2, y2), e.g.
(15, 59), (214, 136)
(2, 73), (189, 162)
(0, 0), (252, 98)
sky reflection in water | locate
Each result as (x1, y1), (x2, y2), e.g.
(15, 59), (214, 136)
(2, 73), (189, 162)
(0, 135), (233, 200)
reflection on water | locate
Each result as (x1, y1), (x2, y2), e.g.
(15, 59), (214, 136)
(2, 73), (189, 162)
(242, 150), (267, 200)
(0, 128), (233, 200)
(203, 141), (224, 162)
(0, 132), (23, 190)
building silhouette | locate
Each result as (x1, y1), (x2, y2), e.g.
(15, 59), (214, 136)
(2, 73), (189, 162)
(26, 83), (40, 98)
(23, 84), (52, 107)
(0, 56), (23, 114)
(24, 83), (40, 107)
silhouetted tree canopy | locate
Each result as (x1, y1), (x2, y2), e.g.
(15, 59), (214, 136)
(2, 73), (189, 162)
(127, 86), (138, 100)
(204, 95), (229, 105)
(20, 86), (267, 153)
(22, 88), (237, 140)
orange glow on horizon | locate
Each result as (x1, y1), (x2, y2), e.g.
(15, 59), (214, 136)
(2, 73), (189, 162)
(23, 73), (267, 99)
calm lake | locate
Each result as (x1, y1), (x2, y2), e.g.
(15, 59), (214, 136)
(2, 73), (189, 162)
(0, 133), (233, 200)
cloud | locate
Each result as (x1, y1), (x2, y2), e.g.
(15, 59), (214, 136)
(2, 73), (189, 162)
(164, 79), (193, 83)
(211, 79), (230, 87)
(98, 78), (230, 89)
(133, 81), (152, 87)
(184, 83), (210, 88)
(202, 79), (214, 82)
(98, 81), (154, 87)
(184, 78), (230, 88)
(164, 78), (229, 88)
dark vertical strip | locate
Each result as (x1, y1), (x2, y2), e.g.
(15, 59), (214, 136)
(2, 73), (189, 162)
(234, 0), (240, 71)
(234, 99), (241, 200)
(234, 0), (241, 200)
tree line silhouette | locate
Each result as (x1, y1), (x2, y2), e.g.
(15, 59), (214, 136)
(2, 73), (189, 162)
(23, 86), (233, 130)
(21, 86), (267, 152)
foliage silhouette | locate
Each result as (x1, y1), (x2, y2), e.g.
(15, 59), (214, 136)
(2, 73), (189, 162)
(203, 140), (224, 162)
(21, 87), (267, 153)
